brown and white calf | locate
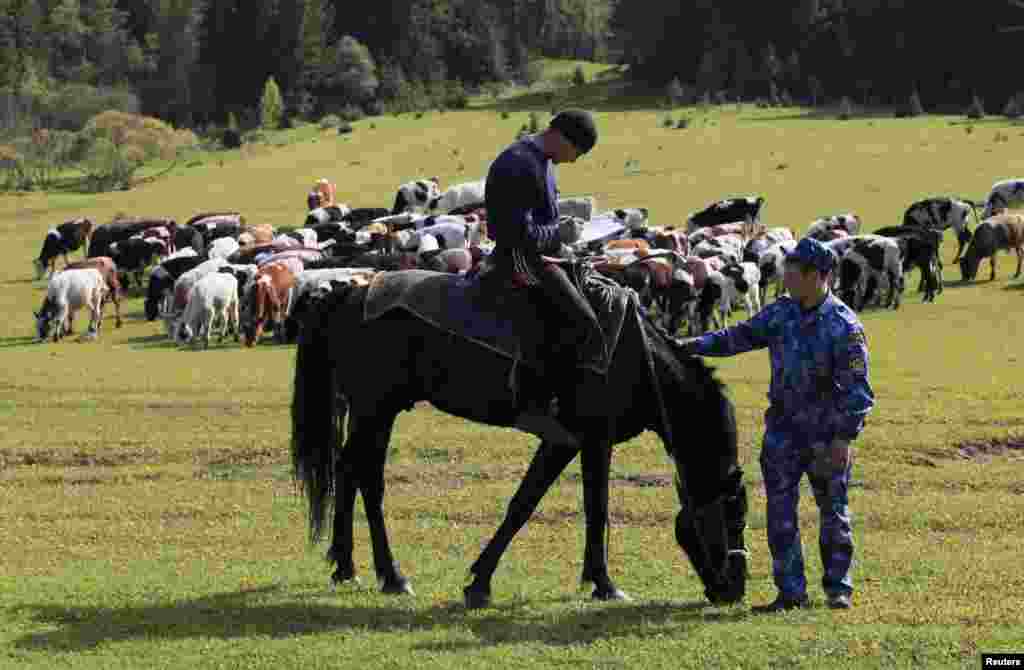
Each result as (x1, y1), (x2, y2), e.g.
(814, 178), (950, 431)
(63, 256), (123, 328)
(241, 261), (297, 346)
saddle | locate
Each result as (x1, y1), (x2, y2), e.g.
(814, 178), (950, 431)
(363, 261), (631, 375)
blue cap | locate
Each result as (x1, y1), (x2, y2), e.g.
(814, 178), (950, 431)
(785, 237), (837, 273)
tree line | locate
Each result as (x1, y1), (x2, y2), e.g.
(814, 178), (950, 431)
(611, 1), (1017, 113)
(0, 0), (1017, 136)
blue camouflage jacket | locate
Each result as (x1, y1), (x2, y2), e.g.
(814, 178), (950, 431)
(690, 293), (874, 441)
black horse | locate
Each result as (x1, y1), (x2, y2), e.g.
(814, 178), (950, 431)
(290, 271), (748, 609)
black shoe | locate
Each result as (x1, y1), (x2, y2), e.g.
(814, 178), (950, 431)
(751, 593), (811, 614)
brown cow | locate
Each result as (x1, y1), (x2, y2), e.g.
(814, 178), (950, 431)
(241, 261), (296, 346)
(63, 256), (123, 328)
(959, 213), (1024, 281)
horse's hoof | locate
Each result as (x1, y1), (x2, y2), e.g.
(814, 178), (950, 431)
(592, 586), (631, 602)
(463, 586), (491, 610)
(381, 577), (415, 596)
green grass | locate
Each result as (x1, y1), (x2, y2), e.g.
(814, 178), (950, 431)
(2, 65), (1024, 669)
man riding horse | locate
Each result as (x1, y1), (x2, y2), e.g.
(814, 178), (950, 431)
(485, 109), (606, 440)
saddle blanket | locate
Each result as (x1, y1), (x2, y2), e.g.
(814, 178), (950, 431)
(363, 267), (634, 368)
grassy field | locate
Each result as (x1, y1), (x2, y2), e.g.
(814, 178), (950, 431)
(2, 62), (1023, 668)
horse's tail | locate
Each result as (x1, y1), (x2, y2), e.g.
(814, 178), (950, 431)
(291, 283), (351, 544)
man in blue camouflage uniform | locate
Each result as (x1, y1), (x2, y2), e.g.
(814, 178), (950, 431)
(678, 237), (874, 611)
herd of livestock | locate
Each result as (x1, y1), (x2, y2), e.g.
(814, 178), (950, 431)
(28, 175), (1024, 346)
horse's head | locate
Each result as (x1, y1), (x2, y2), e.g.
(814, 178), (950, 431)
(663, 343), (748, 604)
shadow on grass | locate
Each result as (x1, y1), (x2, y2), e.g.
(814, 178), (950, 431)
(0, 335), (41, 348)
(8, 585), (747, 652)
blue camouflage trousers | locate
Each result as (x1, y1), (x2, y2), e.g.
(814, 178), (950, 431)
(760, 427), (854, 598)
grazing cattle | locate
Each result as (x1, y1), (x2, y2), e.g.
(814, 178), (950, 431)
(959, 213), (1024, 281)
(176, 272), (239, 349)
(228, 241), (298, 265)
(88, 218), (173, 258)
(692, 234), (743, 264)
(255, 247), (323, 271)
(742, 227), (794, 265)
(557, 196), (596, 221)
(164, 247), (199, 262)
(686, 196), (765, 234)
(650, 228), (689, 255)
(34, 218), (96, 279)
(186, 211), (244, 228)
(137, 225), (174, 256)
(172, 224), (205, 257)
(342, 208), (391, 229)
(605, 238), (651, 255)
(689, 222), (749, 247)
(714, 262), (762, 323)
(757, 240), (797, 305)
(305, 204), (352, 227)
(902, 197), (977, 263)
(34, 268), (107, 342)
(144, 254), (207, 321)
(109, 237), (165, 289)
(62, 257), (123, 328)
(873, 225), (943, 299)
(429, 179), (486, 214)
(610, 207), (650, 231)
(392, 216), (487, 252)
(981, 178), (1024, 218)
(165, 257), (230, 336)
(806, 214), (861, 241)
(241, 261), (297, 346)
(837, 236), (903, 310)
(283, 267), (378, 340)
(392, 177), (441, 214)
(187, 214), (244, 246)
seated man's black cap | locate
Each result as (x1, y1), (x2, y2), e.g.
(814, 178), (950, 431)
(549, 109), (597, 155)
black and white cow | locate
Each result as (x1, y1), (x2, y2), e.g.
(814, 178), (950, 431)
(902, 197), (978, 263)
(429, 179), (486, 214)
(173, 224), (206, 258)
(392, 178), (441, 214)
(837, 235), (903, 311)
(144, 255), (207, 321)
(757, 239), (797, 305)
(981, 178), (1024, 218)
(341, 208), (391, 230)
(806, 213), (862, 240)
(686, 196), (765, 234)
(34, 218), (96, 279)
(713, 261), (762, 323)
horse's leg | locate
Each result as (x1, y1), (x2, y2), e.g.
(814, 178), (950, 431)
(465, 441), (578, 609)
(351, 409), (412, 594)
(329, 409), (360, 585)
(580, 441), (629, 601)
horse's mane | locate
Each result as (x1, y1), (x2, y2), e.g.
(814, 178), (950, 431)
(643, 315), (725, 397)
